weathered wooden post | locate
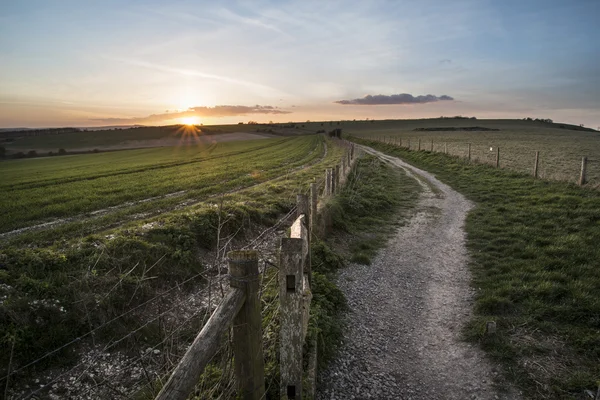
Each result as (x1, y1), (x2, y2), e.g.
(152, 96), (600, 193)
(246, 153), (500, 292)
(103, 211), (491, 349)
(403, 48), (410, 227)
(444, 142), (448, 154)
(297, 194), (311, 285)
(468, 143), (471, 160)
(340, 157), (346, 178)
(533, 151), (539, 178)
(280, 214), (310, 400)
(399, 138), (402, 147)
(418, 139), (421, 151)
(350, 144), (354, 159)
(229, 250), (265, 400)
(334, 165), (340, 194)
(430, 139), (434, 152)
(496, 147), (500, 168)
(330, 167), (336, 195)
(325, 168), (332, 196)
(579, 156), (588, 185)
(407, 138), (411, 149)
(310, 183), (317, 232)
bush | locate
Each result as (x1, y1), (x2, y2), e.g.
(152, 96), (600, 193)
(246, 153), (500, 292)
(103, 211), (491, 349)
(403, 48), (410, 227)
(58, 148), (67, 155)
(27, 150), (37, 158)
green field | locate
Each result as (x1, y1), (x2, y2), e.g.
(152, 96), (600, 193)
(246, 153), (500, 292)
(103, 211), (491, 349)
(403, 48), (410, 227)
(0, 134), (350, 393)
(1, 136), (324, 234)
(335, 118), (600, 187)
(355, 137), (600, 399)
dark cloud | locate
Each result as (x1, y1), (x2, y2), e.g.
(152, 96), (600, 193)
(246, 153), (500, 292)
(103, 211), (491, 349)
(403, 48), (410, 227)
(335, 93), (454, 105)
(91, 105), (291, 124)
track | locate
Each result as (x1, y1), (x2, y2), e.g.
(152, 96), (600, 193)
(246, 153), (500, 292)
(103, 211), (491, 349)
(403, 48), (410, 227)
(317, 145), (521, 399)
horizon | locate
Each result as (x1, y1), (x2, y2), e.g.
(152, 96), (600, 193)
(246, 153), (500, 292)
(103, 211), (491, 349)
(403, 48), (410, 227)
(1, 0), (599, 129)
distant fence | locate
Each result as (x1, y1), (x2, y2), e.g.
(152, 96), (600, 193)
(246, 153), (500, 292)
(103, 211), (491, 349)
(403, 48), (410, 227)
(156, 140), (359, 400)
(371, 135), (596, 187)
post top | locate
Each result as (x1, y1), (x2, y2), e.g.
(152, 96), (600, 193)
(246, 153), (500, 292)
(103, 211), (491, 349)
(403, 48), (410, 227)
(227, 250), (259, 262)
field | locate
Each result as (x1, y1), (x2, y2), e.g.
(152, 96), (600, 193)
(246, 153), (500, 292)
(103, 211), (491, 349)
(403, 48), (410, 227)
(356, 137), (600, 399)
(325, 118), (600, 186)
(0, 133), (351, 398)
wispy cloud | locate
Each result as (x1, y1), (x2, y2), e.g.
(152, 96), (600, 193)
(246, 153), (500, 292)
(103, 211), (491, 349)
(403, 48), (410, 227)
(335, 93), (455, 105)
(90, 105), (291, 124)
(217, 7), (286, 35)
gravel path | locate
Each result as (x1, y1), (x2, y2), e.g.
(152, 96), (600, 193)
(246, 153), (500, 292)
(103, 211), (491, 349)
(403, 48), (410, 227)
(316, 146), (521, 400)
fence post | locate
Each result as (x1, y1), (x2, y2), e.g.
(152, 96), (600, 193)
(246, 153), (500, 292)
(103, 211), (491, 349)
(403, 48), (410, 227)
(418, 139), (421, 151)
(407, 138), (411, 150)
(444, 142), (448, 154)
(297, 194), (311, 285)
(325, 168), (332, 196)
(310, 183), (317, 233)
(228, 250), (265, 400)
(399, 138), (402, 147)
(334, 165), (340, 194)
(496, 147), (500, 168)
(330, 167), (336, 195)
(468, 143), (471, 160)
(533, 151), (539, 178)
(350, 144), (354, 159)
(579, 156), (588, 185)
(430, 139), (434, 152)
(280, 237), (305, 399)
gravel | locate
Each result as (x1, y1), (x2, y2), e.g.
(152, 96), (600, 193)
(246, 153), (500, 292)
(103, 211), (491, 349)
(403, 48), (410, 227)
(316, 146), (521, 400)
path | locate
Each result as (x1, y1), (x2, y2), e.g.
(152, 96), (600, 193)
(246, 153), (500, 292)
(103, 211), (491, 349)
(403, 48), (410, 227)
(316, 146), (520, 399)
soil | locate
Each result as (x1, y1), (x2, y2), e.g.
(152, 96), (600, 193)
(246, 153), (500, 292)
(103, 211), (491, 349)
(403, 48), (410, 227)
(316, 145), (522, 399)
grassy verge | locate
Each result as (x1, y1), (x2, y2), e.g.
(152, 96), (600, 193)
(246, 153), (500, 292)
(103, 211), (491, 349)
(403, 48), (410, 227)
(353, 137), (600, 399)
(309, 155), (422, 370)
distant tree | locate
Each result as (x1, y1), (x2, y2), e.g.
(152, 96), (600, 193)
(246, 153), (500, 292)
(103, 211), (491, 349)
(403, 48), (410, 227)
(93, 149), (99, 153)
(15, 152), (25, 159)
(0, 146), (5, 157)
(58, 148), (67, 155)
(27, 150), (37, 158)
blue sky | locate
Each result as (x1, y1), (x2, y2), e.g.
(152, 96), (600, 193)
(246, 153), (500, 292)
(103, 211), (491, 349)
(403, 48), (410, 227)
(0, 0), (598, 127)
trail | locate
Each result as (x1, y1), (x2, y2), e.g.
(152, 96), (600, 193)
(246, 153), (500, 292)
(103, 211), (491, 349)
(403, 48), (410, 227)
(317, 146), (521, 399)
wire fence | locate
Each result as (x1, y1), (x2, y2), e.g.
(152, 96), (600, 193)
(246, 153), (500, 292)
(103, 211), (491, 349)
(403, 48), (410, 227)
(3, 138), (354, 400)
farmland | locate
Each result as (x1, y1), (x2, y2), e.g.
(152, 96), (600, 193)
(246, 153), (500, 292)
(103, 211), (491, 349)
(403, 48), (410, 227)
(319, 118), (600, 186)
(0, 133), (351, 398)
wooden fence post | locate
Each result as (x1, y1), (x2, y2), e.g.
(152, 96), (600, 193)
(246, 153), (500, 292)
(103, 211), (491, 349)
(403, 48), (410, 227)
(280, 236), (305, 399)
(229, 250), (265, 400)
(297, 194), (311, 285)
(325, 168), (332, 196)
(331, 167), (336, 195)
(579, 156), (588, 186)
(444, 142), (448, 154)
(310, 183), (317, 233)
(418, 139), (421, 151)
(399, 138), (402, 147)
(533, 151), (539, 178)
(468, 143), (471, 160)
(334, 165), (340, 193)
(430, 139), (434, 152)
(350, 144), (354, 159)
(496, 147), (500, 168)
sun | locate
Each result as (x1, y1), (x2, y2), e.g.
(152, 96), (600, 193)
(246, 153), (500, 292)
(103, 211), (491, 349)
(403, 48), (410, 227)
(181, 116), (199, 126)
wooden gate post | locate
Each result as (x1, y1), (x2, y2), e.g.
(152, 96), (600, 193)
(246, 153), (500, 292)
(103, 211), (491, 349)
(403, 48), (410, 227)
(533, 151), (539, 178)
(228, 251), (265, 400)
(579, 156), (588, 185)
(280, 237), (305, 399)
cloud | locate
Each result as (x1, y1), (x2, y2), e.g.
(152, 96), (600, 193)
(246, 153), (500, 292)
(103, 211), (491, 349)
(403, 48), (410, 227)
(91, 105), (291, 124)
(335, 93), (454, 105)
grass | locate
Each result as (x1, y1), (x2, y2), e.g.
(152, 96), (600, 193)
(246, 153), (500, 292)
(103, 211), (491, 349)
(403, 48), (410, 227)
(0, 136), (323, 234)
(309, 155), (422, 371)
(353, 137), (600, 399)
(331, 118), (600, 186)
(0, 134), (348, 394)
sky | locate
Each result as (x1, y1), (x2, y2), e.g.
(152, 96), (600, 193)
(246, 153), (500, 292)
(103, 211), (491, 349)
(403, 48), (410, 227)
(0, 0), (598, 128)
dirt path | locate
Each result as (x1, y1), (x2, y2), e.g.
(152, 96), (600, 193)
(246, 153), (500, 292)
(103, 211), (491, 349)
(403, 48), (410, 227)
(316, 146), (521, 399)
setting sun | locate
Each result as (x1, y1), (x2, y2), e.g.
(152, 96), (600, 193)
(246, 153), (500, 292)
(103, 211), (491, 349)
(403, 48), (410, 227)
(181, 116), (199, 125)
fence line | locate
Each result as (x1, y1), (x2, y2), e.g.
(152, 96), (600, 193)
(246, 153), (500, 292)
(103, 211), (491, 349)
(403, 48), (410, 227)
(154, 139), (360, 400)
(369, 135), (595, 187)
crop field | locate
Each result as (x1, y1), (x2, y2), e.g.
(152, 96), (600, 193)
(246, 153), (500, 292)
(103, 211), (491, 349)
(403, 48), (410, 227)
(325, 118), (600, 186)
(0, 133), (352, 398)
(1, 136), (325, 238)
